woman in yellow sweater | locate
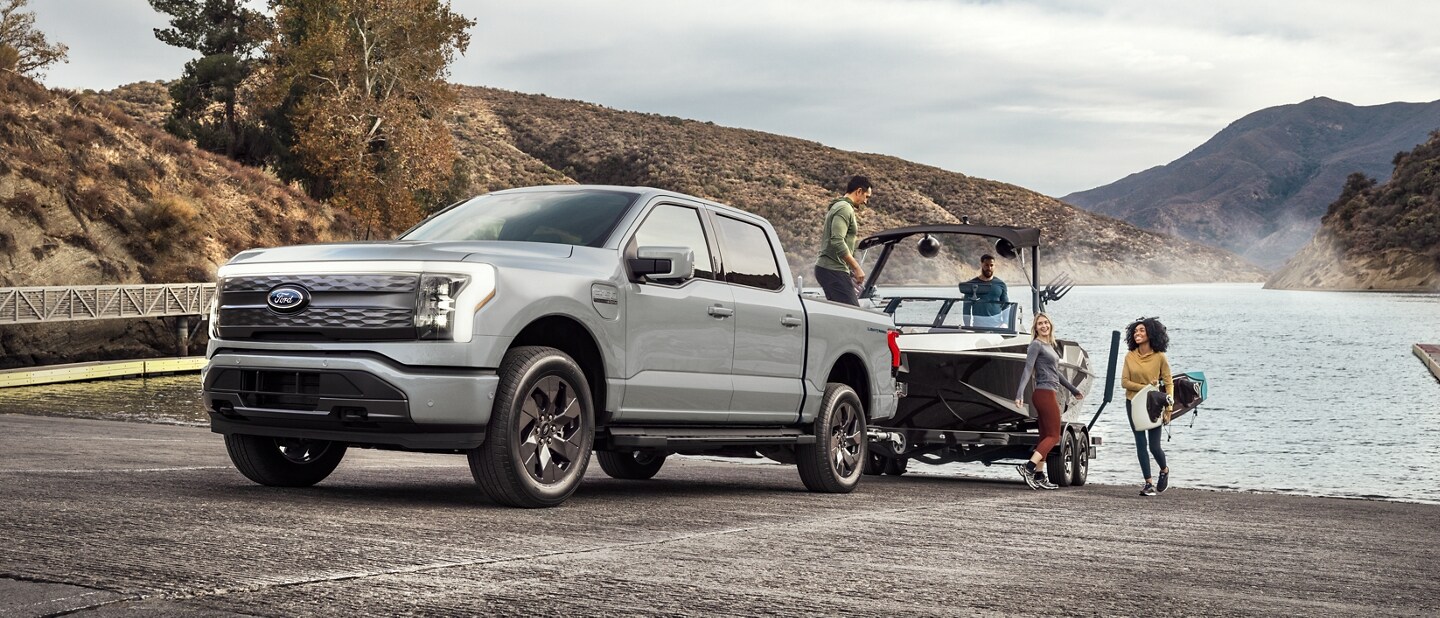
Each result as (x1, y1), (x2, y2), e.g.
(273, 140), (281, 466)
(1121, 317), (1174, 497)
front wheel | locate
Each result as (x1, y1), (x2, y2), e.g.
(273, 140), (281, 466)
(470, 346), (594, 508)
(225, 435), (346, 487)
(796, 383), (866, 493)
(597, 450), (667, 480)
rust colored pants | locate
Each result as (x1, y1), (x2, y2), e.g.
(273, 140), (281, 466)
(1032, 388), (1062, 459)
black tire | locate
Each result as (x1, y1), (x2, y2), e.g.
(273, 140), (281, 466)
(1047, 430), (1075, 487)
(225, 434), (346, 487)
(863, 451), (886, 476)
(470, 346), (594, 508)
(883, 456), (908, 476)
(796, 383), (866, 493)
(1071, 430), (1090, 487)
(597, 450), (667, 480)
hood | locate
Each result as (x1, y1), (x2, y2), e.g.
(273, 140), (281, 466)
(227, 240), (575, 265)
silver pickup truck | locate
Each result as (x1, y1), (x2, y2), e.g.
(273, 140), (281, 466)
(204, 185), (898, 507)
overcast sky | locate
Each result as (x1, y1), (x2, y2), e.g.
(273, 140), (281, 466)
(29, 0), (1440, 196)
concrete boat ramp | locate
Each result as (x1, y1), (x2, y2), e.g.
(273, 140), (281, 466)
(1, 413), (1436, 617)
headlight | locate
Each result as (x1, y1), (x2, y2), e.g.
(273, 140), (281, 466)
(415, 274), (469, 340)
(207, 278), (222, 339)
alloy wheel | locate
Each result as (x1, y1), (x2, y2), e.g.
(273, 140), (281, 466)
(517, 375), (584, 484)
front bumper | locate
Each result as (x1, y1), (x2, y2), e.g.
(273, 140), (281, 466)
(203, 351), (500, 449)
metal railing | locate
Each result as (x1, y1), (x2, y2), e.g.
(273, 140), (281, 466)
(0, 284), (216, 325)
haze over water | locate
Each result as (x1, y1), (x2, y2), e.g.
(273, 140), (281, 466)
(2, 284), (1436, 504)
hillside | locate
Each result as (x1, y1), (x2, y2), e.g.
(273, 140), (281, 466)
(1062, 97), (1440, 269)
(0, 73), (348, 367)
(1267, 132), (1440, 291)
(455, 86), (1263, 286)
(4, 77), (1269, 367)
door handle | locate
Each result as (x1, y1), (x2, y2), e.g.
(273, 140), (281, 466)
(780, 315), (803, 327)
(707, 305), (734, 318)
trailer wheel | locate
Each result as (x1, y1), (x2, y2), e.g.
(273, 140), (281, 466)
(1047, 431), (1075, 487)
(796, 382), (866, 493)
(470, 346), (594, 508)
(883, 456), (908, 476)
(597, 450), (667, 480)
(1071, 430), (1090, 487)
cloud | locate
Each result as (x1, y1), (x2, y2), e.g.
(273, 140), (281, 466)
(29, 0), (1440, 196)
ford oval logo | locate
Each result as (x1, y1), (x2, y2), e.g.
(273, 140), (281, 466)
(266, 285), (310, 314)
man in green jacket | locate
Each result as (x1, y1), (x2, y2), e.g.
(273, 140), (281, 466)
(814, 176), (872, 305)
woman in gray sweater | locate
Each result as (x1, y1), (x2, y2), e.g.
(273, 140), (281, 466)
(1013, 313), (1083, 490)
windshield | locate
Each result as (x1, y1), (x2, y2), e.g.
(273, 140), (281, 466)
(403, 189), (638, 247)
(886, 297), (1021, 333)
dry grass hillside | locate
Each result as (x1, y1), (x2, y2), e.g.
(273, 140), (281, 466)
(460, 87), (1264, 285)
(0, 74), (348, 366)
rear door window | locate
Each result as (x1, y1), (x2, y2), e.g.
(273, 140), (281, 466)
(713, 215), (784, 291)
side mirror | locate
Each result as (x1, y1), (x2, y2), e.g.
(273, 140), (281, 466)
(629, 246), (695, 282)
(995, 238), (1018, 260)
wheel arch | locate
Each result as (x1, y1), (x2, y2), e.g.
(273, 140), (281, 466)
(510, 315), (608, 423)
(825, 352), (872, 418)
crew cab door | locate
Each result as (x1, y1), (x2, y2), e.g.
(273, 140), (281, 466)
(619, 202), (735, 422)
(709, 211), (805, 423)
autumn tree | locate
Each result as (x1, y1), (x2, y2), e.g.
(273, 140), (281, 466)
(148, 0), (272, 162)
(0, 0), (68, 78)
(260, 0), (474, 237)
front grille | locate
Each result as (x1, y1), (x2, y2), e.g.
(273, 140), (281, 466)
(223, 307), (412, 329)
(224, 274), (417, 293)
(216, 273), (419, 342)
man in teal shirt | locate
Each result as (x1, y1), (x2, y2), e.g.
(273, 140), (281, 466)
(814, 176), (872, 305)
(961, 254), (1009, 327)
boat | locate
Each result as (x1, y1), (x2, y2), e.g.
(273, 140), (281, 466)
(855, 223), (1100, 485)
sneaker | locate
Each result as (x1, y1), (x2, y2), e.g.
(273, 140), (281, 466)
(1033, 473), (1059, 490)
(1139, 483), (1157, 497)
(1015, 464), (1038, 490)
(1157, 470), (1170, 493)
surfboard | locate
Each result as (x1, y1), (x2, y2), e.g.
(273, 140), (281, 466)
(1130, 383), (1163, 431)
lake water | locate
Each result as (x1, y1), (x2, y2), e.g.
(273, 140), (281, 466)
(2, 284), (1437, 503)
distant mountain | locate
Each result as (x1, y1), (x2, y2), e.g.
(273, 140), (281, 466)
(1267, 131), (1439, 291)
(1061, 97), (1440, 269)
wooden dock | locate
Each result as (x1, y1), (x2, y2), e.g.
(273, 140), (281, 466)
(0, 357), (205, 388)
(1416, 344), (1440, 383)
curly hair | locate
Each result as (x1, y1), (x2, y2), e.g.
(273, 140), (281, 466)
(1125, 317), (1169, 352)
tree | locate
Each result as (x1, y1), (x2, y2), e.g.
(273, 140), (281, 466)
(260, 0), (474, 236)
(0, 0), (68, 78)
(148, 0), (271, 161)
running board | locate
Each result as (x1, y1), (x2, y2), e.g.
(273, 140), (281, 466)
(603, 426), (816, 449)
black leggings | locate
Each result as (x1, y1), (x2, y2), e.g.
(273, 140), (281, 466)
(1127, 400), (1167, 480)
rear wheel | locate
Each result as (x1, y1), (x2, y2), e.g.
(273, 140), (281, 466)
(225, 435), (346, 487)
(864, 451), (886, 476)
(597, 450), (667, 480)
(796, 383), (866, 493)
(470, 346), (594, 508)
(1071, 430), (1090, 487)
(1047, 431), (1075, 487)
(883, 456), (908, 476)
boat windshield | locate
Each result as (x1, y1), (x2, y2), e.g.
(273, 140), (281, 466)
(884, 297), (1020, 333)
(403, 189), (638, 247)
